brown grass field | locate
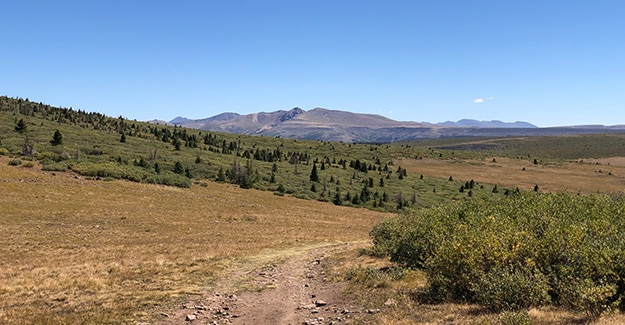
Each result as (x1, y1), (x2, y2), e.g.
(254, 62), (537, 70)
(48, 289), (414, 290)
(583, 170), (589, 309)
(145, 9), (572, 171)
(397, 156), (625, 194)
(0, 156), (391, 323)
(3, 154), (625, 324)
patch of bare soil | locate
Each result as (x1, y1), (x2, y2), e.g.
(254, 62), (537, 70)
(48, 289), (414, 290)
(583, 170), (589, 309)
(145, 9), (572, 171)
(158, 243), (373, 325)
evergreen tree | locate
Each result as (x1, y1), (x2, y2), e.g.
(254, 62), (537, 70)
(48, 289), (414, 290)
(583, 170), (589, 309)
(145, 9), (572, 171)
(310, 163), (319, 182)
(217, 167), (226, 182)
(120, 133), (126, 143)
(173, 161), (184, 174)
(333, 191), (342, 205)
(50, 129), (63, 146)
(173, 137), (182, 151)
(15, 119), (27, 133)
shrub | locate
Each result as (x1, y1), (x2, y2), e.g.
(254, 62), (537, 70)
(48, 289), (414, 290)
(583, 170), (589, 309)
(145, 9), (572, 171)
(144, 171), (191, 188)
(8, 159), (22, 166)
(0, 147), (9, 156)
(70, 162), (146, 183)
(22, 162), (34, 168)
(473, 266), (551, 311)
(41, 162), (70, 172)
(36, 151), (63, 163)
(371, 192), (625, 314)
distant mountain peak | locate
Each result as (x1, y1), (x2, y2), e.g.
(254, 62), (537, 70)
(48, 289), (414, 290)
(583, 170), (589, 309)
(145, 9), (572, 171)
(438, 119), (537, 128)
(279, 107), (305, 122)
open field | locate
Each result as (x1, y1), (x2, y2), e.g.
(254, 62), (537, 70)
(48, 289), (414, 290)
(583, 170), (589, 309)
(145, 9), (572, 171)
(397, 156), (625, 194)
(0, 157), (391, 323)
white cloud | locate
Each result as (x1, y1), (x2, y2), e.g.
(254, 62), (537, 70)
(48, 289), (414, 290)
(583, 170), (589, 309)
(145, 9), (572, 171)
(388, 110), (393, 114)
(473, 97), (494, 104)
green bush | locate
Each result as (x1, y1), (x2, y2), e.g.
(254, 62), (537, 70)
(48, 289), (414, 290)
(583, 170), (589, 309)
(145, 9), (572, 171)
(473, 266), (551, 311)
(370, 192), (625, 314)
(8, 159), (22, 166)
(0, 147), (9, 156)
(144, 171), (191, 188)
(22, 162), (34, 168)
(36, 151), (63, 163)
(71, 162), (147, 183)
(41, 162), (70, 172)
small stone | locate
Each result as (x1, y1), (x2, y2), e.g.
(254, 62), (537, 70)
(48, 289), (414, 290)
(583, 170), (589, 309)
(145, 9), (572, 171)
(311, 308), (319, 314)
(185, 314), (197, 321)
(160, 312), (170, 317)
(315, 300), (327, 307)
(384, 298), (395, 306)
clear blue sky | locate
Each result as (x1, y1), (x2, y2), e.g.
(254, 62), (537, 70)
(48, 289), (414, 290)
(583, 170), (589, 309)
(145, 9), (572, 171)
(1, 1), (623, 127)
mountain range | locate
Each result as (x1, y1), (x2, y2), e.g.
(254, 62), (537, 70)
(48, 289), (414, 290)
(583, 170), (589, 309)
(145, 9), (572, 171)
(152, 107), (625, 143)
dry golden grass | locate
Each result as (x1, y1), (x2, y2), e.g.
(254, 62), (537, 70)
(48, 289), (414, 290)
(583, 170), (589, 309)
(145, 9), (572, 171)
(397, 156), (625, 194)
(0, 157), (392, 323)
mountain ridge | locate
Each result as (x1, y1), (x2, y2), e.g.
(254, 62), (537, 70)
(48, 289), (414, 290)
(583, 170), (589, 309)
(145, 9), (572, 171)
(163, 107), (624, 142)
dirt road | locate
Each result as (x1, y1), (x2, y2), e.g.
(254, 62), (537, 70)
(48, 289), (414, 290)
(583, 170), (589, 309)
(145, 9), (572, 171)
(158, 243), (372, 325)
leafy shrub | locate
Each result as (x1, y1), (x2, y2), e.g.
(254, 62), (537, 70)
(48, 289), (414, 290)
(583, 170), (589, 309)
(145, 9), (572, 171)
(70, 162), (146, 183)
(41, 162), (70, 172)
(371, 192), (625, 314)
(473, 266), (551, 311)
(0, 147), (9, 156)
(22, 162), (34, 168)
(144, 171), (191, 188)
(8, 159), (22, 166)
(36, 151), (63, 163)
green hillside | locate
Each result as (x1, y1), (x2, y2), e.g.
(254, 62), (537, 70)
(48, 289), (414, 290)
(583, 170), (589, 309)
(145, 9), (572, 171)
(1, 96), (498, 211)
(3, 95), (624, 212)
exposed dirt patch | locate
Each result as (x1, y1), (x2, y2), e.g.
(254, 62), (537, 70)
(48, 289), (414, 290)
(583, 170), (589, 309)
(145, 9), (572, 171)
(158, 243), (374, 325)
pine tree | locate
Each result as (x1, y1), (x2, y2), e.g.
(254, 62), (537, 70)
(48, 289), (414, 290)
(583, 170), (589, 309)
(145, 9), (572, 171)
(50, 129), (63, 146)
(15, 119), (27, 133)
(173, 161), (184, 174)
(310, 163), (319, 182)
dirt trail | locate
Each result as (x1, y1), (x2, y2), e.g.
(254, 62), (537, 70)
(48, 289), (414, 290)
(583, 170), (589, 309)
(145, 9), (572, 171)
(158, 242), (370, 325)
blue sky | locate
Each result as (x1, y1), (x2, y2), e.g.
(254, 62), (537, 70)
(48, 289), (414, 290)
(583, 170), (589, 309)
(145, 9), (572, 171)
(1, 1), (623, 127)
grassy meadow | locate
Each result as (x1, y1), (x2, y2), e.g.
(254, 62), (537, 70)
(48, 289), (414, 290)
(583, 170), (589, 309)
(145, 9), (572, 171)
(0, 156), (392, 323)
(3, 96), (625, 323)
